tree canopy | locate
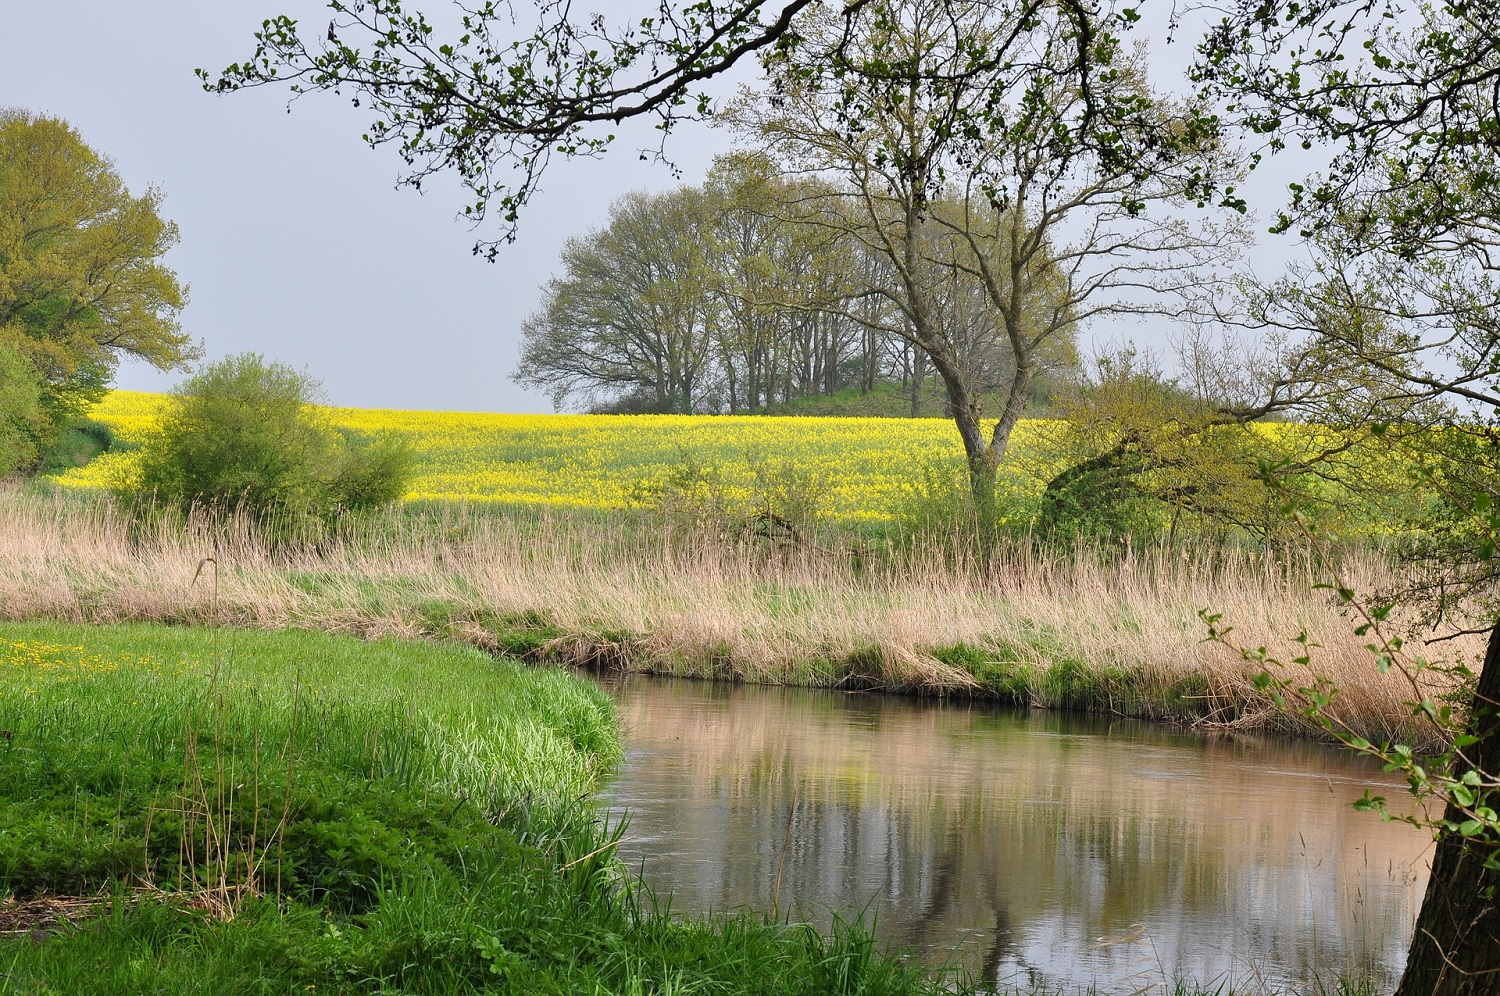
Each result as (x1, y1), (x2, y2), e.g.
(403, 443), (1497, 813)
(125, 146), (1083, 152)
(0, 110), (196, 455)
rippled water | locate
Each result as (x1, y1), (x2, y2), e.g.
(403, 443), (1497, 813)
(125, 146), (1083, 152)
(594, 677), (1431, 992)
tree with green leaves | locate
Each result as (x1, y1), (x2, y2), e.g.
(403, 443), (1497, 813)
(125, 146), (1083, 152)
(1193, 2), (1500, 991)
(513, 158), (900, 415)
(135, 354), (410, 529)
(514, 187), (722, 413)
(723, 0), (1244, 548)
(1038, 339), (1424, 545)
(0, 110), (196, 457)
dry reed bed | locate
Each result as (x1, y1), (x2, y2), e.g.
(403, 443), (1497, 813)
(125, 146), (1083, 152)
(0, 489), (1478, 746)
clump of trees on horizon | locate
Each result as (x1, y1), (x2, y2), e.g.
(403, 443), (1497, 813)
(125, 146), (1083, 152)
(513, 154), (1082, 420)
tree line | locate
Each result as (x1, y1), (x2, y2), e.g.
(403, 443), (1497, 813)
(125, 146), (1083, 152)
(513, 155), (1078, 419)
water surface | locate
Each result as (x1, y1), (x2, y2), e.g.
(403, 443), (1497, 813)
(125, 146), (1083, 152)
(596, 677), (1430, 991)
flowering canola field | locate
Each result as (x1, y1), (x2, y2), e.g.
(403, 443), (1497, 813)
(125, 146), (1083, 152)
(57, 391), (1063, 521)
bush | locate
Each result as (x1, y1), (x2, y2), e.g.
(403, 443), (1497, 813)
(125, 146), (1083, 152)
(0, 345), (43, 475)
(1036, 446), (1158, 544)
(626, 453), (830, 543)
(133, 353), (410, 525)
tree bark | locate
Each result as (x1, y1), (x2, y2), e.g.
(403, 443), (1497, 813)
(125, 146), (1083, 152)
(1395, 620), (1500, 996)
(938, 364), (999, 559)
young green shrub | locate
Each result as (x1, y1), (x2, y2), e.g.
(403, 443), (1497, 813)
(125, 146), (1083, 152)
(627, 453), (830, 545)
(131, 353), (409, 528)
(0, 345), (44, 475)
(1035, 446), (1159, 545)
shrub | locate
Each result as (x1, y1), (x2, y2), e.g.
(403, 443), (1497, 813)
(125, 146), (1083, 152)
(626, 452), (829, 543)
(0, 345), (43, 475)
(1035, 447), (1157, 544)
(133, 353), (410, 525)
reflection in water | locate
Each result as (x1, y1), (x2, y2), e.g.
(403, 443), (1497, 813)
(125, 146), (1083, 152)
(594, 677), (1431, 991)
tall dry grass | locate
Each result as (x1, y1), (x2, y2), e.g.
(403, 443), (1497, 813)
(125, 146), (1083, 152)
(0, 487), (1478, 745)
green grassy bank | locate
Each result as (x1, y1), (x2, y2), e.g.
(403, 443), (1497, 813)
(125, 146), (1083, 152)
(0, 622), (956, 995)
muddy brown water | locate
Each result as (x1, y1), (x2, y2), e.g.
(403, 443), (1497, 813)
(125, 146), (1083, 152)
(593, 676), (1431, 992)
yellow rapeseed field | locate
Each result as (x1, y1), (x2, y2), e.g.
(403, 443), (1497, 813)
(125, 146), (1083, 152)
(58, 391), (1063, 521)
(55, 390), (1415, 533)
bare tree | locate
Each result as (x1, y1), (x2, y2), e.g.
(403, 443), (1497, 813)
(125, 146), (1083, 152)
(727, 0), (1246, 544)
(514, 188), (719, 413)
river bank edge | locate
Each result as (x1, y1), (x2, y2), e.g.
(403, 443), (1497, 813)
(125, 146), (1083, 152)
(3, 490), (1480, 753)
(0, 620), (981, 995)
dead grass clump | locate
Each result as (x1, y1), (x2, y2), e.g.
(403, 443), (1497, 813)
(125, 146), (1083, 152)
(0, 887), (241, 939)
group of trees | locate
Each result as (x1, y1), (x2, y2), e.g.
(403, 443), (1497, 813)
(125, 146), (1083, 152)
(514, 154), (1078, 419)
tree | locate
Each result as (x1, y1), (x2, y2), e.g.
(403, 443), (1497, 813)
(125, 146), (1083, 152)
(0, 110), (196, 448)
(700, 153), (875, 413)
(724, 0), (1244, 547)
(513, 157), (906, 415)
(1193, 2), (1500, 991)
(514, 188), (720, 413)
(135, 354), (410, 528)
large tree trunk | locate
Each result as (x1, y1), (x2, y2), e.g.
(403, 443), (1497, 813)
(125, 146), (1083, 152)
(1395, 621), (1500, 996)
(966, 452), (999, 559)
(938, 372), (999, 561)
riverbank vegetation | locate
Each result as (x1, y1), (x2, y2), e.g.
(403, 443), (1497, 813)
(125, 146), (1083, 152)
(0, 621), (964, 994)
(1, 487), (1477, 752)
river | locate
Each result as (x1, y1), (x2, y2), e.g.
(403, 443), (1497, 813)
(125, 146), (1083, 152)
(595, 676), (1431, 992)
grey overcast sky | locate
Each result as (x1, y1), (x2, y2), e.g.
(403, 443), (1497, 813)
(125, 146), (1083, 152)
(1, 1), (1304, 413)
